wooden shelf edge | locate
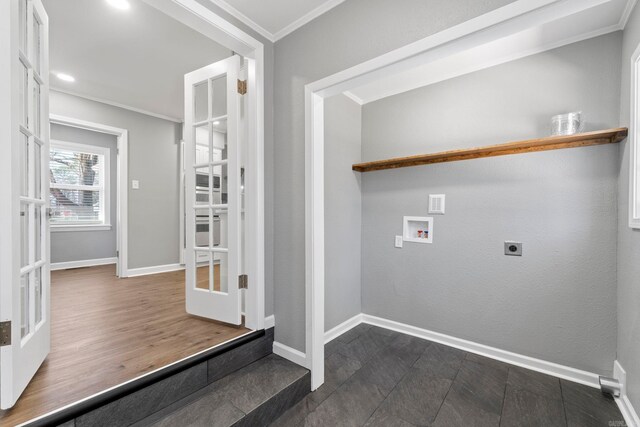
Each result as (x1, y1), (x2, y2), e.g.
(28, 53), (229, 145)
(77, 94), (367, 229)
(352, 128), (628, 172)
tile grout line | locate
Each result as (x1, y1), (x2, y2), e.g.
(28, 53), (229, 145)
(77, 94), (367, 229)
(429, 346), (466, 424)
(498, 367), (511, 427)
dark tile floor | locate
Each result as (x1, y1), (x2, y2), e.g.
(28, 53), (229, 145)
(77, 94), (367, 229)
(271, 324), (625, 427)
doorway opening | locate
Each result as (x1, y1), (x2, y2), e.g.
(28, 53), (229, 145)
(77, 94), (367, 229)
(0, 0), (265, 423)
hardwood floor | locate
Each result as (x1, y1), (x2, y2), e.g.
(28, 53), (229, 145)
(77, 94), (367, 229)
(0, 264), (249, 426)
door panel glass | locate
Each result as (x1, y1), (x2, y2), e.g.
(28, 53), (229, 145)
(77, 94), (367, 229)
(19, 0), (27, 54)
(34, 141), (41, 199)
(35, 268), (42, 325)
(33, 79), (41, 137)
(32, 14), (41, 74)
(20, 203), (29, 268)
(194, 82), (208, 122)
(195, 124), (210, 151)
(195, 251), (210, 290)
(211, 75), (227, 118)
(20, 132), (29, 197)
(20, 274), (29, 338)
(212, 252), (228, 293)
(20, 61), (28, 127)
(195, 208), (209, 248)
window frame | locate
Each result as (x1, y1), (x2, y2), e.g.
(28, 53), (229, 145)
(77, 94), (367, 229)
(49, 139), (111, 232)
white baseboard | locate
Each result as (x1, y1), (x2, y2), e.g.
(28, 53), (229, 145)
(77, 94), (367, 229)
(126, 263), (184, 277)
(614, 360), (640, 427)
(324, 313), (364, 344)
(264, 315), (275, 329)
(51, 257), (117, 271)
(273, 341), (307, 368)
(360, 314), (601, 388)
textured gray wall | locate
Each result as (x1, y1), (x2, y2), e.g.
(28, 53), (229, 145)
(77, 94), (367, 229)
(618, 2), (640, 411)
(50, 124), (117, 263)
(50, 91), (182, 270)
(360, 33), (621, 374)
(274, 0), (518, 352)
(324, 94), (362, 331)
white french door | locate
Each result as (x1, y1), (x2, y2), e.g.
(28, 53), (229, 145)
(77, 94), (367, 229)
(0, 0), (50, 409)
(184, 55), (242, 325)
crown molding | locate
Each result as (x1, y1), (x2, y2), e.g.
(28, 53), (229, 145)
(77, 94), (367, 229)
(206, 0), (276, 42)
(619, 0), (638, 28)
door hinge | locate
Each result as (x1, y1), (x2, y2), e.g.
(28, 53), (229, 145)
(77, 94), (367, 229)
(0, 321), (11, 347)
(116, 250), (119, 258)
(238, 274), (248, 289)
(237, 79), (247, 95)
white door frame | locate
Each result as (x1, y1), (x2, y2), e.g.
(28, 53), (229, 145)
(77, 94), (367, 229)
(141, 0), (265, 331)
(303, 0), (617, 390)
(49, 114), (129, 277)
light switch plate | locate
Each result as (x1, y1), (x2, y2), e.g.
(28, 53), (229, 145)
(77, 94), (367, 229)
(395, 235), (403, 248)
(132, 180), (140, 190)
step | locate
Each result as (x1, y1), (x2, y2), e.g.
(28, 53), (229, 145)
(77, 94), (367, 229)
(137, 354), (310, 427)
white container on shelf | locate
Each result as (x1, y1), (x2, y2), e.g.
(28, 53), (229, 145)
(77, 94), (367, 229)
(551, 111), (584, 136)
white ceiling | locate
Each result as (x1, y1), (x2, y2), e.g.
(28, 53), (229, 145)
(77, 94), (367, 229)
(346, 0), (634, 105)
(208, 0), (345, 42)
(43, 0), (232, 121)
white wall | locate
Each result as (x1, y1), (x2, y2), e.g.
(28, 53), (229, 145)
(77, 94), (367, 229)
(50, 91), (182, 270)
(324, 94), (362, 331)
(359, 33), (621, 374)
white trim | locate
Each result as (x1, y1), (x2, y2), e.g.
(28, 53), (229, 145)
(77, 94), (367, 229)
(620, 0), (638, 28)
(614, 360), (640, 427)
(324, 313), (363, 344)
(49, 114), (129, 277)
(341, 91), (364, 106)
(305, 0), (625, 392)
(50, 88), (183, 123)
(50, 257), (117, 271)
(126, 263), (184, 277)
(272, 0), (346, 41)
(273, 341), (308, 368)
(362, 314), (601, 388)
(49, 114), (129, 278)
(205, 0), (275, 42)
(264, 314), (275, 329)
(630, 42), (640, 229)
(50, 224), (112, 232)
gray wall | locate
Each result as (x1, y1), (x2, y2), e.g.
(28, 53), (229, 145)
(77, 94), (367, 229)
(50, 124), (118, 263)
(324, 94), (362, 331)
(274, 0), (518, 352)
(618, 3), (640, 411)
(360, 33), (621, 374)
(50, 91), (182, 270)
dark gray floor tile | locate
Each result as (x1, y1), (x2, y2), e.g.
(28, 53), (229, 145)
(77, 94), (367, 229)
(500, 385), (566, 427)
(237, 373), (310, 427)
(335, 332), (386, 365)
(365, 327), (401, 348)
(350, 349), (412, 396)
(465, 353), (510, 374)
(215, 354), (308, 414)
(507, 366), (562, 400)
(75, 362), (208, 427)
(303, 374), (386, 427)
(309, 352), (362, 404)
(561, 380), (624, 427)
(374, 367), (452, 425)
(384, 333), (431, 367)
(453, 359), (508, 416)
(433, 386), (501, 427)
(150, 391), (244, 427)
(270, 396), (319, 427)
(413, 342), (466, 380)
(325, 338), (347, 357)
(364, 408), (416, 427)
(336, 324), (371, 344)
(57, 421), (75, 427)
(208, 332), (272, 383)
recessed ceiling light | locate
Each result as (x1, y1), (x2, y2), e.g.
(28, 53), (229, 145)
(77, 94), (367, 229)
(106, 0), (130, 10)
(213, 121), (220, 125)
(55, 73), (75, 82)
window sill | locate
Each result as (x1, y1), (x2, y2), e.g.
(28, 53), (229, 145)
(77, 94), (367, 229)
(51, 224), (112, 232)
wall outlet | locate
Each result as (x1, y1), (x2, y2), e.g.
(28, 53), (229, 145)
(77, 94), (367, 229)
(504, 241), (522, 256)
(132, 180), (140, 189)
(395, 235), (403, 248)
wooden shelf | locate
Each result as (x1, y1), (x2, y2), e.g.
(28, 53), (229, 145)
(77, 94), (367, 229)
(352, 128), (628, 172)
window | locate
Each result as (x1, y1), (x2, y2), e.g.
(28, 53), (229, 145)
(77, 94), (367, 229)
(49, 140), (110, 230)
(631, 46), (640, 229)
